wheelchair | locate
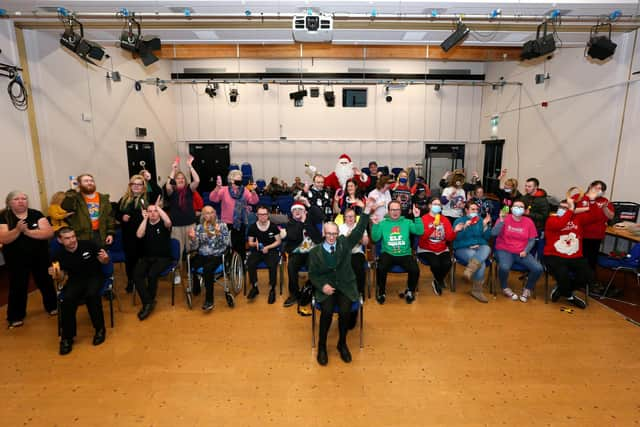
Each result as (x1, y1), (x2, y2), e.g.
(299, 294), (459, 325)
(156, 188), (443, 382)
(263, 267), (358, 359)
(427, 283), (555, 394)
(185, 247), (244, 309)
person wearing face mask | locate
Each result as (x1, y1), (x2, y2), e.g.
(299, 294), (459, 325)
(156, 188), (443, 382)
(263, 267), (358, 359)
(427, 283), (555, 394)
(496, 169), (522, 210)
(417, 199), (461, 296)
(390, 170), (413, 218)
(470, 186), (493, 220)
(453, 201), (493, 303)
(543, 199), (599, 309)
(571, 180), (615, 272)
(441, 172), (467, 224)
(210, 169), (258, 261)
(521, 177), (550, 233)
(491, 200), (543, 302)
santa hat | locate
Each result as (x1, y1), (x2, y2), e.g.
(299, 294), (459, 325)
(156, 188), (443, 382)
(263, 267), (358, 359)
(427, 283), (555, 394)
(291, 201), (306, 212)
(338, 153), (352, 163)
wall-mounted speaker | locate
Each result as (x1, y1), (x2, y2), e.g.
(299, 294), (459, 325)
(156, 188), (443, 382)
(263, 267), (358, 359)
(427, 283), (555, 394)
(135, 127), (147, 137)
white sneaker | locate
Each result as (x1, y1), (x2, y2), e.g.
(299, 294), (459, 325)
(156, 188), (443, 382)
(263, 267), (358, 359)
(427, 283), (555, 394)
(503, 287), (519, 301)
(519, 288), (532, 303)
(173, 272), (181, 285)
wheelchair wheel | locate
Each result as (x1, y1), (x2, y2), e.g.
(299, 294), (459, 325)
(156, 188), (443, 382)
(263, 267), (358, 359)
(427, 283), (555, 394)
(184, 286), (193, 310)
(225, 292), (235, 308)
(229, 252), (244, 295)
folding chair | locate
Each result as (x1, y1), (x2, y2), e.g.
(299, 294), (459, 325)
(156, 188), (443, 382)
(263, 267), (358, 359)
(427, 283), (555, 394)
(597, 243), (640, 306)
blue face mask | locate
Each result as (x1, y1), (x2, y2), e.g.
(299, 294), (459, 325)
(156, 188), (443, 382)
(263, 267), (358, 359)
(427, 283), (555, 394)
(431, 205), (442, 214)
(512, 207), (525, 216)
(399, 177), (408, 184)
(556, 208), (566, 217)
(469, 212), (479, 218)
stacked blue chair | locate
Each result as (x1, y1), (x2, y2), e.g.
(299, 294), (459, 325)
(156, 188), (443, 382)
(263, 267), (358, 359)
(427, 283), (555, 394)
(361, 167), (370, 176)
(255, 179), (267, 195)
(229, 164), (240, 171)
(391, 167), (403, 177)
(378, 166), (389, 176)
(275, 195), (294, 214)
(241, 162), (253, 185)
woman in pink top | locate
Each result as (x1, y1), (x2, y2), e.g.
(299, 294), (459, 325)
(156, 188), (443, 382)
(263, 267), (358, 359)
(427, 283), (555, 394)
(209, 169), (259, 259)
(491, 199), (543, 303)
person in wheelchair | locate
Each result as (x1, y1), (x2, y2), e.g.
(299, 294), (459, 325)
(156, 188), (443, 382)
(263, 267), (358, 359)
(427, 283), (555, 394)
(246, 205), (282, 304)
(49, 227), (109, 355)
(188, 206), (230, 311)
(309, 198), (375, 366)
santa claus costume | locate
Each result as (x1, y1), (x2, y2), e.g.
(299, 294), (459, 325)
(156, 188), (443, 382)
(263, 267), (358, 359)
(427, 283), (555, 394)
(313, 154), (370, 193)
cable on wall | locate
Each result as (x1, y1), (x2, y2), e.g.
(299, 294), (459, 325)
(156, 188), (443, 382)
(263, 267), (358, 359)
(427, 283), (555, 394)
(0, 51), (28, 111)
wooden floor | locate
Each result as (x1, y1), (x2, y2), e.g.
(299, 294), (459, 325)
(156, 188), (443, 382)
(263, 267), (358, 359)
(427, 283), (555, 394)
(1, 265), (639, 426)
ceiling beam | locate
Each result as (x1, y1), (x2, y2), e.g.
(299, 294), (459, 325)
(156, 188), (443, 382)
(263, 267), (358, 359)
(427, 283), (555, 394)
(158, 43), (521, 61)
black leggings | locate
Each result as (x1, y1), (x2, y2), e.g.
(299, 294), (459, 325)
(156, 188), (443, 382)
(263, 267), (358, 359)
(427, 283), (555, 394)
(416, 251), (452, 284)
(6, 254), (57, 323)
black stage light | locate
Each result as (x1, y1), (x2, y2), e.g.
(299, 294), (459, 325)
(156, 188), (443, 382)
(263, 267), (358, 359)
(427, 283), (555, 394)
(59, 15), (105, 64)
(119, 14), (162, 67)
(587, 22), (617, 60)
(230, 88), (238, 102)
(310, 87), (319, 97)
(324, 90), (335, 107)
(521, 20), (556, 60)
(205, 82), (217, 98)
(289, 89), (308, 101)
(263, 83), (269, 90)
(440, 21), (470, 52)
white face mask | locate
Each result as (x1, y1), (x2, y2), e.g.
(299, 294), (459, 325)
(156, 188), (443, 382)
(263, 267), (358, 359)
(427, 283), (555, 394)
(596, 191), (604, 198)
(504, 188), (512, 193)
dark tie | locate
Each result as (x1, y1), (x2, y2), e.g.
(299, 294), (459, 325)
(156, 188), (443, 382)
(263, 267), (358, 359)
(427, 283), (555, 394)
(330, 245), (335, 255)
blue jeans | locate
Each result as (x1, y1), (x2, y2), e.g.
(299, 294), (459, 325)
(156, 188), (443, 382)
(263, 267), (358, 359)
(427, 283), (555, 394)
(454, 245), (491, 282)
(494, 250), (543, 290)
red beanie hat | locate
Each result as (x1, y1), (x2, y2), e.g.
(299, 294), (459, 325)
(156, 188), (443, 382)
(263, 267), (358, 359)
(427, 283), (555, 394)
(338, 153), (352, 162)
(291, 201), (306, 212)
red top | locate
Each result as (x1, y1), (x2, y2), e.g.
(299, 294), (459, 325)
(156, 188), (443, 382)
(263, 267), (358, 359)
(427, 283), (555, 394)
(544, 209), (599, 258)
(418, 213), (456, 254)
(571, 194), (614, 239)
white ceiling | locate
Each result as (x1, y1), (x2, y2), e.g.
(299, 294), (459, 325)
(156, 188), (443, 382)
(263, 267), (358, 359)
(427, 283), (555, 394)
(3, 1), (639, 47)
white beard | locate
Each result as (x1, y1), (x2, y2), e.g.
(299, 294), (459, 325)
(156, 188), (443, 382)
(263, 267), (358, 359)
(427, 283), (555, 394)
(335, 162), (353, 188)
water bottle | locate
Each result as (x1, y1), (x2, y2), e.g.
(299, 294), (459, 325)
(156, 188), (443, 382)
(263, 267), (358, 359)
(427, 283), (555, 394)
(258, 243), (264, 251)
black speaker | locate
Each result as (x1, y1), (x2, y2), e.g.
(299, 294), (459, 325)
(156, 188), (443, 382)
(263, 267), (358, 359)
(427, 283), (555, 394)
(135, 127), (147, 137)
(324, 91), (335, 107)
(587, 36), (617, 60)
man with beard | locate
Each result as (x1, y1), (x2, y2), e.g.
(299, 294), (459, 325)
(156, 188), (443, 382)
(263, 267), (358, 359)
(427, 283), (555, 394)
(62, 174), (115, 247)
(308, 154), (370, 193)
(297, 174), (334, 221)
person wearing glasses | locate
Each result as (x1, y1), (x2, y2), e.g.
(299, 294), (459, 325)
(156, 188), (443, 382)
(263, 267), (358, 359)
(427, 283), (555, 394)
(116, 175), (149, 293)
(309, 198), (375, 366)
(371, 201), (424, 304)
(246, 205), (282, 304)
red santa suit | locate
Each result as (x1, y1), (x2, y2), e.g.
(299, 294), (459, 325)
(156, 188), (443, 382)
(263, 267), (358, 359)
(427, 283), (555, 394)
(321, 154), (370, 192)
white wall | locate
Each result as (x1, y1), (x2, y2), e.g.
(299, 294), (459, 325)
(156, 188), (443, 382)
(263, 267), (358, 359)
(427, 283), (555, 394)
(174, 58), (484, 182)
(480, 31), (640, 202)
(23, 29), (177, 200)
(0, 22), (40, 209)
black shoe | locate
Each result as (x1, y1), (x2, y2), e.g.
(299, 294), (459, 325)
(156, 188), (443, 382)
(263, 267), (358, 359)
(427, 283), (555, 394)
(268, 288), (276, 304)
(405, 290), (415, 304)
(59, 338), (73, 355)
(337, 343), (352, 363)
(283, 295), (298, 307)
(93, 328), (106, 346)
(202, 300), (214, 311)
(376, 294), (386, 305)
(432, 280), (442, 296)
(317, 346), (328, 366)
(247, 285), (259, 301)
(567, 295), (586, 309)
(137, 302), (155, 321)
(550, 286), (560, 302)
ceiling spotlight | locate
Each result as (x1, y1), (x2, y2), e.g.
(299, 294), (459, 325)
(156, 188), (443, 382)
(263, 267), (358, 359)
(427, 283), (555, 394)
(440, 20), (470, 52)
(521, 20), (556, 60)
(119, 12), (162, 66)
(263, 83), (269, 90)
(205, 82), (218, 98)
(156, 78), (167, 92)
(58, 10), (105, 64)
(434, 83), (441, 91)
(324, 90), (335, 107)
(385, 86), (392, 102)
(289, 86), (308, 107)
(229, 88), (238, 103)
(310, 87), (319, 98)
(586, 21), (617, 61)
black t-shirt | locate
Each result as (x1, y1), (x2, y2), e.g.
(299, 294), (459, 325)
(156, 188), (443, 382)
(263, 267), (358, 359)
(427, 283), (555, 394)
(52, 240), (103, 279)
(167, 187), (195, 226)
(391, 185), (412, 217)
(142, 220), (172, 258)
(247, 222), (280, 252)
(0, 208), (48, 262)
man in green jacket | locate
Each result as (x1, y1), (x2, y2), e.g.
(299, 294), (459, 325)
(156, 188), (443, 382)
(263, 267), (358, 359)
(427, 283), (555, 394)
(308, 198), (375, 366)
(371, 200), (424, 305)
(62, 174), (115, 246)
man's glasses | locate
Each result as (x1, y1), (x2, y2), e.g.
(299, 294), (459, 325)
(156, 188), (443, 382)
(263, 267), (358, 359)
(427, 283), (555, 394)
(325, 232), (339, 236)
(389, 208), (401, 212)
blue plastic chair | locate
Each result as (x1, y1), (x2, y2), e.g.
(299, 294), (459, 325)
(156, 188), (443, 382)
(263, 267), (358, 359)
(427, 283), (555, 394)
(229, 164), (239, 171)
(597, 243), (640, 305)
(241, 162), (253, 185)
(361, 167), (370, 176)
(311, 296), (364, 349)
(275, 195), (294, 214)
(108, 229), (126, 264)
(391, 167), (403, 177)
(151, 238), (180, 306)
(378, 166), (389, 176)
(258, 195), (273, 211)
